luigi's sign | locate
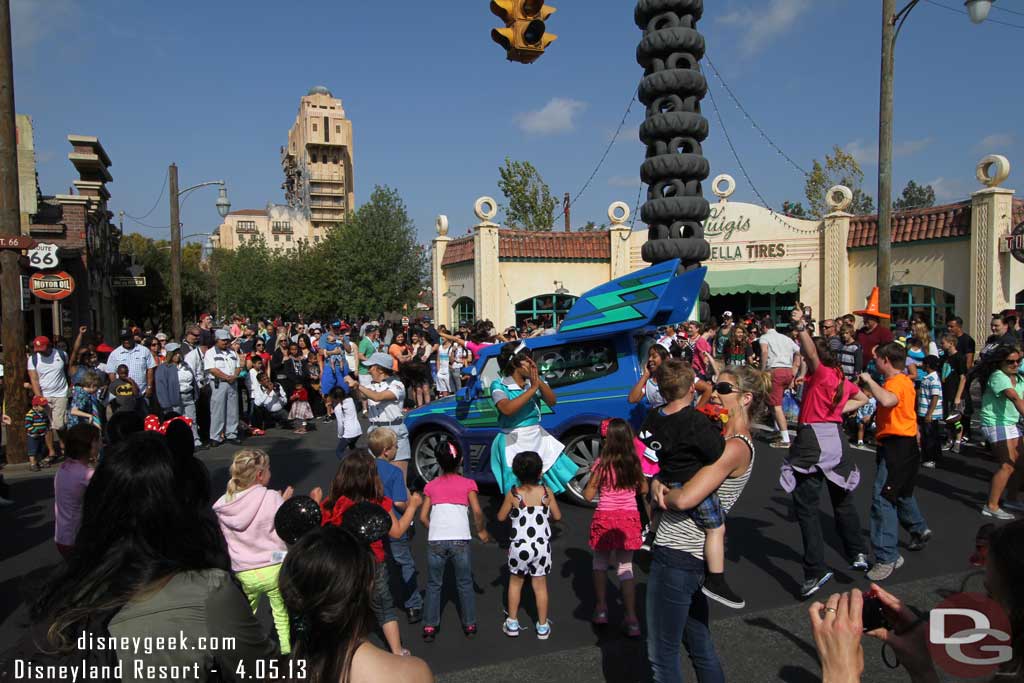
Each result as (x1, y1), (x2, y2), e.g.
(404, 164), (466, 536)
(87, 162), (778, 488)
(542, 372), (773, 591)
(1008, 221), (1024, 265)
(29, 271), (75, 301)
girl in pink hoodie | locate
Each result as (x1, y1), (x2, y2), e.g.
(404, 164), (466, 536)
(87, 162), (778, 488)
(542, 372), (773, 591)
(213, 449), (293, 654)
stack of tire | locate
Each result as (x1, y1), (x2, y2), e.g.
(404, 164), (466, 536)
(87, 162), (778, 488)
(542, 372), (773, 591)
(636, 0), (711, 321)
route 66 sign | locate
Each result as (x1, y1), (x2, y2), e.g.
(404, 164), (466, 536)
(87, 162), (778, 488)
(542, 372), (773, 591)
(27, 242), (59, 269)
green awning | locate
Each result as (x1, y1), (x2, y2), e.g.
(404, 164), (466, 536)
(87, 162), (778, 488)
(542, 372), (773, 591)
(705, 267), (800, 296)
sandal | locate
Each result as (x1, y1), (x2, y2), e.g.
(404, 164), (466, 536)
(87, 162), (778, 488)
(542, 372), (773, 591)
(623, 619), (642, 638)
(422, 626), (437, 642)
(591, 607), (609, 625)
(30, 463), (41, 472)
(463, 623), (477, 639)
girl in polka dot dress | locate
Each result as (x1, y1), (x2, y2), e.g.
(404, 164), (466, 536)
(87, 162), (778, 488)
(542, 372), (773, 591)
(497, 451), (562, 640)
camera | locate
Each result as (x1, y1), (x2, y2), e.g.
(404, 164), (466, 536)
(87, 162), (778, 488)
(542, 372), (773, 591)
(861, 594), (890, 632)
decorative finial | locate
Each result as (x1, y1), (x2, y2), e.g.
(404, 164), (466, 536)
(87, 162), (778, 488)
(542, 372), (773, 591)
(976, 154), (1010, 188)
(712, 174), (736, 201)
(607, 201), (630, 226)
(825, 185), (853, 213)
(474, 196), (498, 226)
(435, 215), (449, 236)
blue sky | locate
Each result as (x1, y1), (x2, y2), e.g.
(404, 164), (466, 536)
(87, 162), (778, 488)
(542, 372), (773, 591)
(12, 0), (1023, 247)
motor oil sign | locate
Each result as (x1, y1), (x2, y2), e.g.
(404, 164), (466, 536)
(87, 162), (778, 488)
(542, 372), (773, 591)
(29, 271), (75, 301)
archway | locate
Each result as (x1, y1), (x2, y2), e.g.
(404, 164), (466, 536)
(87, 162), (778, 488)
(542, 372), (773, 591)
(515, 293), (578, 329)
(890, 285), (956, 334)
(452, 297), (475, 327)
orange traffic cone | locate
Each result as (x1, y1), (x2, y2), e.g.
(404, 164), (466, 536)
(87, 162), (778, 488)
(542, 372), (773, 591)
(853, 287), (891, 320)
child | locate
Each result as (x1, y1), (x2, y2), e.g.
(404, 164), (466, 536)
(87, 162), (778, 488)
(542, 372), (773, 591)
(331, 386), (362, 459)
(939, 333), (967, 453)
(368, 428), (423, 626)
(25, 396), (50, 471)
(855, 396), (877, 449)
(419, 442), (489, 642)
(917, 355), (944, 469)
(583, 418), (647, 637)
(837, 324), (863, 381)
(497, 451), (562, 640)
(68, 370), (103, 428)
(637, 359), (744, 609)
(53, 423), (99, 558)
(288, 385), (313, 434)
(320, 449), (422, 656)
(213, 449), (294, 654)
(107, 364), (140, 414)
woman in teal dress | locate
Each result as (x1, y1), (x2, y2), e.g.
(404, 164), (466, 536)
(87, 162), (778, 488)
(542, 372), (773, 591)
(490, 343), (580, 494)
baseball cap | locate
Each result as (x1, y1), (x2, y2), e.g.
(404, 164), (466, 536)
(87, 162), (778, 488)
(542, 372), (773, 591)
(365, 324), (378, 333)
(32, 336), (50, 351)
(155, 332), (168, 341)
(119, 329), (132, 340)
(332, 319), (342, 328)
(723, 311), (734, 318)
(199, 313), (212, 321)
(164, 342), (181, 354)
(365, 352), (395, 370)
(338, 321), (350, 331)
(214, 329), (231, 341)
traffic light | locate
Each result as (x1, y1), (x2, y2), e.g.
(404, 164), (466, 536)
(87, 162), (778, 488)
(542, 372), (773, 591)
(490, 0), (557, 64)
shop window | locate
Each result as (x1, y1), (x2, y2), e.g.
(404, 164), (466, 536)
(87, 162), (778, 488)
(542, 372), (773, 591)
(515, 293), (578, 330)
(707, 292), (797, 326)
(453, 297), (475, 327)
(890, 285), (956, 335)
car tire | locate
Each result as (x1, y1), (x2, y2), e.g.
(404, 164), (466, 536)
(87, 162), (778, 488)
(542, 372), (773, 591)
(412, 429), (456, 484)
(561, 430), (603, 507)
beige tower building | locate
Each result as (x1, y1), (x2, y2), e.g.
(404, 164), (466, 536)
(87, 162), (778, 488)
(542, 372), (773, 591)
(281, 86), (354, 238)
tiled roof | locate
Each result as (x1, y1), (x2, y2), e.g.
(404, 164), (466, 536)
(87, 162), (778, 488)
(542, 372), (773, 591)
(440, 229), (612, 267)
(848, 201), (971, 248)
(228, 209), (266, 217)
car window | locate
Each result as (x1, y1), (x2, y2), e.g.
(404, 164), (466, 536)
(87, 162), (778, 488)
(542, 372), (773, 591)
(533, 339), (617, 389)
(479, 357), (501, 397)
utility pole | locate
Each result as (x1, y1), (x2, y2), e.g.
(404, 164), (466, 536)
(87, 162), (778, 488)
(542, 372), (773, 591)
(0, 0), (27, 463)
(876, 0), (896, 320)
(563, 192), (571, 232)
(168, 162), (182, 340)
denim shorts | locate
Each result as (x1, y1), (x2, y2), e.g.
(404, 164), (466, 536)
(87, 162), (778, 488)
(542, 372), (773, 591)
(371, 562), (396, 626)
(27, 436), (46, 457)
(665, 481), (724, 530)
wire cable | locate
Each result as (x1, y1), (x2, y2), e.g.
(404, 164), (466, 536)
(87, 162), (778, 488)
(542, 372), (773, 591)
(922, 0), (1024, 28)
(569, 85), (640, 208)
(991, 1), (1024, 17)
(124, 168), (169, 220)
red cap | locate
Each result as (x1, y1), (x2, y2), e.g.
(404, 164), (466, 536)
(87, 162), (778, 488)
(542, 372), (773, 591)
(338, 322), (350, 331)
(31, 396), (48, 407)
(32, 336), (50, 351)
(200, 313), (212, 321)
(96, 343), (114, 353)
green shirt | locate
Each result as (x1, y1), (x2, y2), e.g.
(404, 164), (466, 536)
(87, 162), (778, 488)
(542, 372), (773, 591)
(980, 371), (1024, 427)
(358, 337), (377, 375)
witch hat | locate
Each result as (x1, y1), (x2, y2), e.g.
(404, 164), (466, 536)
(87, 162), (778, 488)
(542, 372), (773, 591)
(853, 287), (891, 320)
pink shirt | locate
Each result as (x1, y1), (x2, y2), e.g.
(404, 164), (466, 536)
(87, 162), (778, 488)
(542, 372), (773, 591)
(692, 337), (713, 377)
(54, 460), (93, 546)
(424, 474), (479, 541)
(592, 459), (639, 512)
(799, 364), (858, 424)
(465, 340), (491, 356)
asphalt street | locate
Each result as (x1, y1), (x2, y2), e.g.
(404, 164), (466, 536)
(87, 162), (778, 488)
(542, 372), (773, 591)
(0, 418), (1004, 682)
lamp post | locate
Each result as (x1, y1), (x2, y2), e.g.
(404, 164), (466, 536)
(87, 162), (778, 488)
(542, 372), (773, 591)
(168, 163), (230, 340)
(876, 0), (991, 317)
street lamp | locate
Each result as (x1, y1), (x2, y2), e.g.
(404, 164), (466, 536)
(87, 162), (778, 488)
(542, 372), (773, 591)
(875, 0), (989, 319)
(554, 281), (569, 296)
(168, 163), (230, 340)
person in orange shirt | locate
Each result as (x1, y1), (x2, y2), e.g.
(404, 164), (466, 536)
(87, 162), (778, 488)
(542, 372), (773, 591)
(858, 342), (931, 582)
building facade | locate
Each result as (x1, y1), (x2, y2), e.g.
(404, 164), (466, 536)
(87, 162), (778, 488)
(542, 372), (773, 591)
(281, 86), (354, 237)
(211, 204), (315, 252)
(432, 158), (1023, 342)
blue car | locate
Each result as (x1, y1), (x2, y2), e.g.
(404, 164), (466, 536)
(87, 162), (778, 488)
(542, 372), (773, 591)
(407, 259), (706, 505)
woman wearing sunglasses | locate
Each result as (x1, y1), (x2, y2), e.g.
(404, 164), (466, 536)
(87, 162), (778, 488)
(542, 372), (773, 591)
(979, 344), (1024, 520)
(780, 309), (871, 599)
(647, 366), (768, 683)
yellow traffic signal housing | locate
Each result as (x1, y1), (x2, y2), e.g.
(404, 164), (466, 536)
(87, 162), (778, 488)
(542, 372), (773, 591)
(490, 0), (557, 64)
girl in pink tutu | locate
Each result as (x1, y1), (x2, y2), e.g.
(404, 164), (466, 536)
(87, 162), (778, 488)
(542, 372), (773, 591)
(583, 418), (648, 638)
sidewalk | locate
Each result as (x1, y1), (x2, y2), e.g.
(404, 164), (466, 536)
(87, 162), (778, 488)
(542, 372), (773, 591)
(438, 570), (983, 683)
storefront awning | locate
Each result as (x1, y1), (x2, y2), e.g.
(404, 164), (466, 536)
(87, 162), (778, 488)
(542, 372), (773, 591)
(705, 267), (800, 296)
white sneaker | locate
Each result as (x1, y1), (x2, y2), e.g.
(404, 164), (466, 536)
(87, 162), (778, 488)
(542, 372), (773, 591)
(982, 506), (1015, 521)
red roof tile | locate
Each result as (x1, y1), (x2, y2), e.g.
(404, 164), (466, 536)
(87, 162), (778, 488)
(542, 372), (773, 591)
(848, 201), (971, 248)
(498, 229), (610, 260)
(440, 236), (474, 267)
(228, 209), (266, 217)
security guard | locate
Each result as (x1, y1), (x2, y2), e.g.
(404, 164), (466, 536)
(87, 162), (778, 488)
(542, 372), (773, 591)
(204, 328), (241, 446)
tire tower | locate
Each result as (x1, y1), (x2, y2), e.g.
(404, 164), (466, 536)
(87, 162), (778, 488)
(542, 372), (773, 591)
(635, 0), (712, 320)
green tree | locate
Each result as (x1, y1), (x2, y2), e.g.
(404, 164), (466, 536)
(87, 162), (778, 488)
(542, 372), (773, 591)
(497, 157), (557, 230)
(893, 180), (935, 211)
(780, 201), (808, 218)
(209, 236), (276, 319)
(804, 146), (875, 217)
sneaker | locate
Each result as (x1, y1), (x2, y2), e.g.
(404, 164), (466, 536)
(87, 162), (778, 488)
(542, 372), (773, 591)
(799, 571), (834, 599)
(463, 624), (477, 639)
(921, 460), (936, 469)
(591, 607), (609, 625)
(535, 621), (551, 640)
(908, 529), (932, 551)
(623, 619), (642, 638)
(422, 626), (437, 642)
(29, 463), (41, 472)
(502, 618), (520, 638)
(850, 553), (869, 571)
(941, 441), (954, 452)
(982, 506), (1016, 521)
(952, 441), (961, 454)
(770, 440), (791, 450)
(322, 414), (335, 423)
(866, 556), (905, 582)
(701, 574), (745, 608)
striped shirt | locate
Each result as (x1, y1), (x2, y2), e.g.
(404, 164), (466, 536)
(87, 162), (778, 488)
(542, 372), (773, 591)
(917, 370), (944, 420)
(25, 408), (49, 437)
(653, 435), (755, 560)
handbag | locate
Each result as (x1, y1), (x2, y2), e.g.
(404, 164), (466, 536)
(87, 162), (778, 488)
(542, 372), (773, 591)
(782, 389), (801, 425)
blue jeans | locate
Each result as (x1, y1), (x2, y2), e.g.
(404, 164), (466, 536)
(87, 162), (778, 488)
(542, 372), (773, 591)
(388, 532), (423, 611)
(870, 452), (928, 563)
(646, 545), (724, 683)
(424, 541), (476, 628)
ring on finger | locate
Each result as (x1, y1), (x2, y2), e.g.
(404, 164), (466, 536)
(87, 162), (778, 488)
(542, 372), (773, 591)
(824, 607), (838, 614)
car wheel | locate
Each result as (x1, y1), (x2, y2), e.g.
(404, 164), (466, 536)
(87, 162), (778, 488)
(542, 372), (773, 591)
(413, 430), (455, 484)
(562, 430), (602, 507)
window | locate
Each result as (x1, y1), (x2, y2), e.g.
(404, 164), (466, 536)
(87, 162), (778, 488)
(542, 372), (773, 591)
(890, 286), (956, 335)
(272, 221), (291, 233)
(274, 234), (280, 242)
(324, 116), (329, 142)
(479, 357), (501, 398)
(286, 235), (292, 242)
(314, 236), (320, 243)
(236, 220), (257, 234)
(453, 297), (475, 327)
(335, 125), (341, 133)
(533, 339), (618, 389)
(312, 123), (317, 132)
(515, 293), (579, 330)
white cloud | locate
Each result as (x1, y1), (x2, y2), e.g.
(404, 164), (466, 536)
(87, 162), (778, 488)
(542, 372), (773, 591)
(11, 0), (78, 52)
(607, 175), (642, 188)
(926, 177), (969, 202)
(517, 98), (587, 136)
(718, 0), (813, 56)
(977, 133), (1015, 151)
(607, 125), (640, 143)
(844, 137), (932, 166)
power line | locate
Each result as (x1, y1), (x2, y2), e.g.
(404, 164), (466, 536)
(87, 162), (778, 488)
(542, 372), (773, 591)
(630, 182), (644, 229)
(922, 0), (1024, 28)
(569, 85), (639, 208)
(991, 1), (1024, 17)
(125, 215), (170, 231)
(124, 168), (169, 220)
